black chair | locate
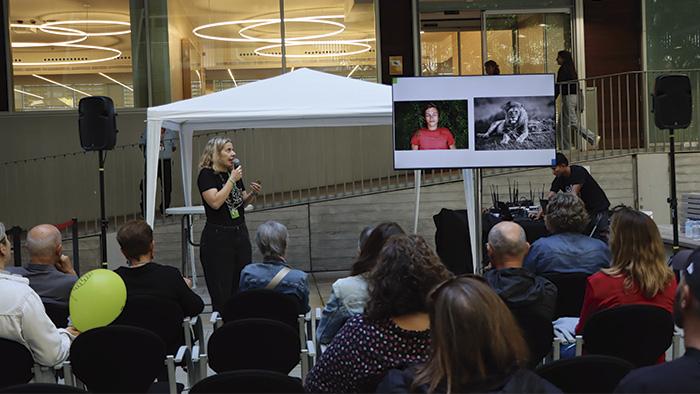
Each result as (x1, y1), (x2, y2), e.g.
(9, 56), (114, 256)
(582, 305), (674, 367)
(0, 383), (87, 393)
(189, 370), (304, 394)
(510, 308), (554, 366)
(221, 289), (300, 328)
(536, 355), (634, 393)
(0, 338), (34, 389)
(112, 295), (186, 356)
(69, 325), (167, 393)
(207, 318), (300, 374)
(43, 303), (69, 329)
(541, 272), (589, 318)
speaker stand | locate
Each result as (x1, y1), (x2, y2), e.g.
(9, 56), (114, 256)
(668, 129), (679, 255)
(98, 150), (108, 268)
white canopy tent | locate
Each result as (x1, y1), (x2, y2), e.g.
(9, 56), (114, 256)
(144, 68), (480, 271)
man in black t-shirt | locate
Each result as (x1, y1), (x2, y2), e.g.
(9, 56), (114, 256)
(615, 248), (700, 393)
(543, 153), (610, 241)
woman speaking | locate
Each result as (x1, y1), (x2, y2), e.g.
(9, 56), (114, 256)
(197, 137), (261, 312)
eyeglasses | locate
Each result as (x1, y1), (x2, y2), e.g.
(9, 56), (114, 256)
(429, 273), (488, 301)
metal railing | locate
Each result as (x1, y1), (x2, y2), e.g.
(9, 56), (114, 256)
(558, 68), (700, 160)
(2, 70), (698, 229)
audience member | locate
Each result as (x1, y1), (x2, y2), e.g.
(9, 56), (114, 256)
(114, 220), (203, 317)
(304, 234), (452, 393)
(379, 277), (561, 393)
(7, 224), (77, 307)
(485, 221), (557, 322)
(615, 247), (700, 393)
(524, 193), (610, 275)
(575, 207), (676, 334)
(0, 222), (78, 366)
(484, 60), (501, 75)
(239, 221), (310, 314)
(316, 223), (404, 345)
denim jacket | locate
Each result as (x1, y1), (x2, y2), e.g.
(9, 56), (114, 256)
(316, 274), (368, 345)
(239, 260), (310, 314)
(523, 232), (611, 275)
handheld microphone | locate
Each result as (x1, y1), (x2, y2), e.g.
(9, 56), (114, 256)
(233, 158), (241, 169)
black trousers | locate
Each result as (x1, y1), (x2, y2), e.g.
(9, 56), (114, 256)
(200, 222), (252, 312)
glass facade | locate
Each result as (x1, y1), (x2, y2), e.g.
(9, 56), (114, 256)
(646, 0), (700, 70)
(7, 0), (376, 110)
(9, 0), (133, 111)
(167, 0), (376, 100)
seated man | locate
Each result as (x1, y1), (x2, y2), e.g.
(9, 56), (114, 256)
(7, 224), (77, 307)
(524, 193), (610, 275)
(484, 221), (557, 322)
(114, 220), (204, 318)
(239, 221), (310, 314)
(615, 248), (700, 393)
(0, 222), (78, 366)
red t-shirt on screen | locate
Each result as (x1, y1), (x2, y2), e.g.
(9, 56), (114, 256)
(410, 128), (455, 150)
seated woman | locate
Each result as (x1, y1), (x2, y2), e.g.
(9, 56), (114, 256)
(304, 234), (452, 393)
(316, 222), (405, 345)
(379, 276), (561, 393)
(575, 207), (677, 333)
(114, 220), (204, 318)
(0, 221), (79, 366)
(239, 221), (309, 314)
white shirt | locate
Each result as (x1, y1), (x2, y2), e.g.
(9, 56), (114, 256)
(0, 271), (74, 366)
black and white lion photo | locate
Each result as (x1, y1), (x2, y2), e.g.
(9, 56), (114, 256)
(474, 96), (555, 151)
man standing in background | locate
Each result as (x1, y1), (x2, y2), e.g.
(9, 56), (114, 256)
(139, 127), (177, 216)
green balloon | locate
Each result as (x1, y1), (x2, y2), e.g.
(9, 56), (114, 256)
(69, 269), (127, 332)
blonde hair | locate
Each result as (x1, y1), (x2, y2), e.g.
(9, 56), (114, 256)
(604, 208), (674, 298)
(198, 137), (232, 169)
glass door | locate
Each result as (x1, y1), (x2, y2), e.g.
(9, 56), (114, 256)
(482, 9), (572, 75)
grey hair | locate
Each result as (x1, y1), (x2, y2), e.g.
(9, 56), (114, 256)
(26, 225), (61, 258)
(545, 193), (590, 234)
(198, 136), (232, 169)
(0, 222), (6, 244)
(487, 222), (528, 260)
(256, 221), (288, 261)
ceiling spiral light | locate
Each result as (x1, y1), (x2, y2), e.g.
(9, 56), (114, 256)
(10, 24), (88, 47)
(193, 15), (374, 58)
(11, 20), (127, 66)
(40, 20), (131, 36)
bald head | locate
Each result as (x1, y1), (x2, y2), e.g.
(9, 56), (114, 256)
(487, 221), (529, 268)
(27, 224), (62, 263)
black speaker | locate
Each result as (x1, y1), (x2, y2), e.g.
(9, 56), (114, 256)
(79, 96), (118, 151)
(653, 74), (692, 129)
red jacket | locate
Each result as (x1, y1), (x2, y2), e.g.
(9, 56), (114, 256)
(575, 271), (677, 334)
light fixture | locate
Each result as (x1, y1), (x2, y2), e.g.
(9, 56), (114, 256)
(33, 74), (91, 97)
(227, 69), (238, 87)
(254, 40), (372, 58)
(14, 44), (122, 66)
(40, 20), (131, 36)
(193, 15), (345, 43)
(10, 24), (88, 47)
(346, 65), (360, 78)
(99, 72), (133, 91)
(14, 89), (44, 100)
(238, 17), (345, 43)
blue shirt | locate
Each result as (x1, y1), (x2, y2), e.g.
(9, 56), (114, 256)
(316, 274), (369, 345)
(523, 232), (611, 275)
(239, 260), (310, 314)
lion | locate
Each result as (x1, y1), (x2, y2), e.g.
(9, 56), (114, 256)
(477, 101), (530, 144)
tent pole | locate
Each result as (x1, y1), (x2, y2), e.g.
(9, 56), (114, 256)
(413, 170), (421, 234)
(463, 169), (482, 274)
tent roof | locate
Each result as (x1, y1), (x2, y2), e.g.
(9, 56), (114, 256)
(147, 68), (393, 129)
